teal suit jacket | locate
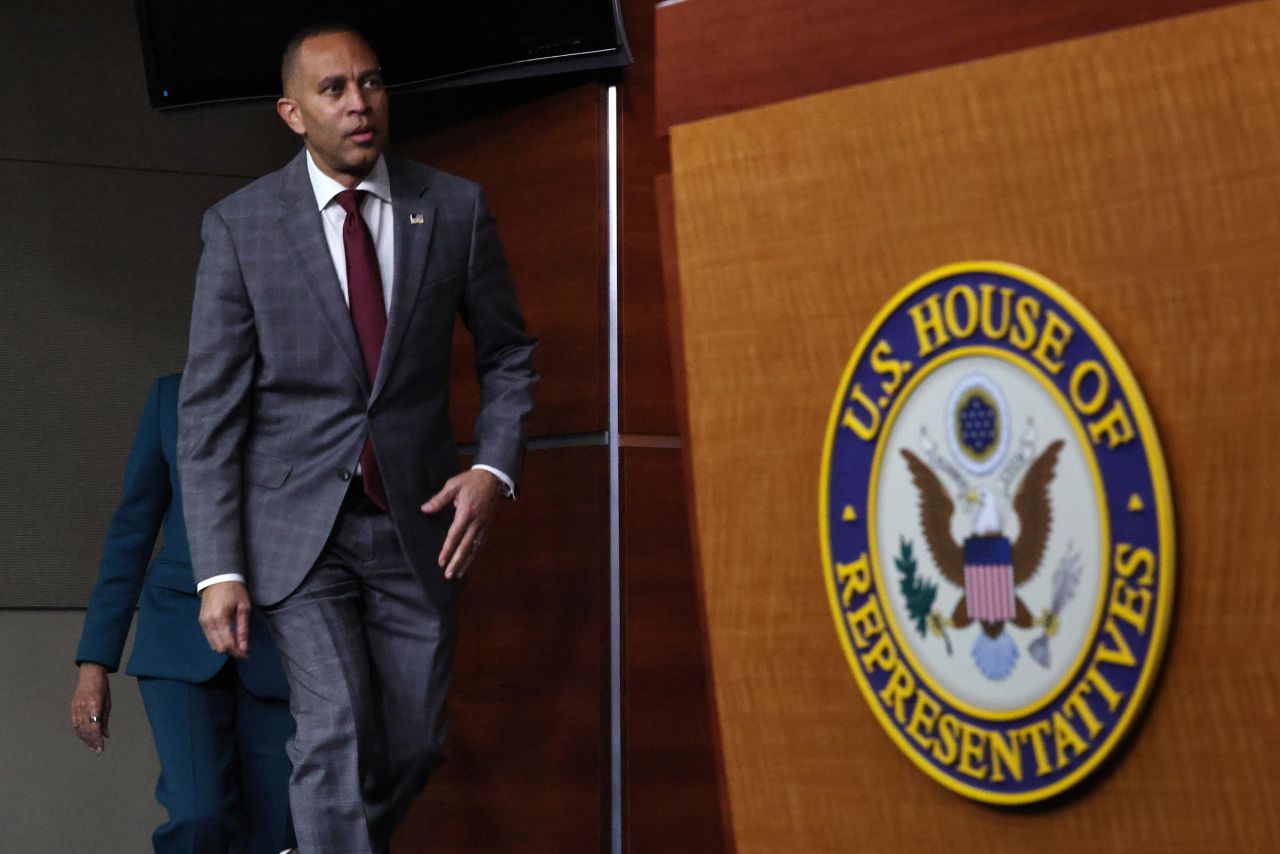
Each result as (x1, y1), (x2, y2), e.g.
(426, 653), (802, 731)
(76, 374), (288, 697)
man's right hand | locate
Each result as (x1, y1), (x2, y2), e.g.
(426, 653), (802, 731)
(199, 580), (252, 659)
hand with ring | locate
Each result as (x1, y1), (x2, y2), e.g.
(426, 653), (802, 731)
(70, 663), (112, 753)
(420, 469), (499, 580)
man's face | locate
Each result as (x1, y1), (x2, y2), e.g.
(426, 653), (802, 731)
(277, 32), (389, 186)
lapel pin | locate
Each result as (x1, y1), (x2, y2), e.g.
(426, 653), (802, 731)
(409, 214), (424, 225)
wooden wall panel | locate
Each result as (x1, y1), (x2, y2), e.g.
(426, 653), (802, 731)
(396, 446), (609, 852)
(619, 2), (729, 847)
(620, 0), (678, 435)
(655, 173), (693, 449)
(671, 4), (1280, 851)
(621, 447), (728, 852)
(397, 84), (607, 441)
(655, 0), (1244, 135)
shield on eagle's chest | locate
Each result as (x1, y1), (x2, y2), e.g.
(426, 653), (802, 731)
(963, 536), (1015, 621)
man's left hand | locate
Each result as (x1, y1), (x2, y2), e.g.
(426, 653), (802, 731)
(421, 469), (500, 579)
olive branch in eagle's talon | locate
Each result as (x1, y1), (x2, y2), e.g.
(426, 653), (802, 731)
(927, 611), (954, 656)
(895, 538), (951, 656)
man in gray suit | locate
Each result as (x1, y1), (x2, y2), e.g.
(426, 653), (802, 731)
(178, 23), (537, 853)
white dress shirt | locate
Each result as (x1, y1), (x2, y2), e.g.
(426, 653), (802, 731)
(307, 149), (397, 313)
(196, 152), (512, 593)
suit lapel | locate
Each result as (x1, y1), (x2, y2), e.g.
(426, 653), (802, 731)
(371, 156), (437, 404)
(278, 151), (370, 394)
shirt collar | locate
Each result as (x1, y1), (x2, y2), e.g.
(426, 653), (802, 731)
(305, 150), (392, 211)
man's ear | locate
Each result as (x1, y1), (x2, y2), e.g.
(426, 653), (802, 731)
(276, 98), (305, 136)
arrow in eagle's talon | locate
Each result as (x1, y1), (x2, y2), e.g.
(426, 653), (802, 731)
(1028, 634), (1051, 668)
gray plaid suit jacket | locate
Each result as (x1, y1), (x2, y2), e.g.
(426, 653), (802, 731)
(178, 149), (537, 607)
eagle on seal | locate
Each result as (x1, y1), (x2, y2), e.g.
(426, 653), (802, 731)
(900, 440), (1063, 680)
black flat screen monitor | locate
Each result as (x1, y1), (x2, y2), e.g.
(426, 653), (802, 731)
(136, 1), (631, 109)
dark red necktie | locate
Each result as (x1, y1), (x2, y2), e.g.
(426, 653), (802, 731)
(335, 189), (389, 511)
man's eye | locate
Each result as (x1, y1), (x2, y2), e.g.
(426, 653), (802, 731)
(363, 78), (383, 89)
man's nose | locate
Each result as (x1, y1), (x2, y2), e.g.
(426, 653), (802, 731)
(346, 87), (371, 113)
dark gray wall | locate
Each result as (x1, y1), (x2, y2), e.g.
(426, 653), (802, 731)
(1, 4), (294, 850)
(0, 614), (164, 851)
(5, 0), (297, 175)
(1, 0), (298, 607)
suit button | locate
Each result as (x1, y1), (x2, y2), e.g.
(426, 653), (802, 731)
(339, 468), (352, 481)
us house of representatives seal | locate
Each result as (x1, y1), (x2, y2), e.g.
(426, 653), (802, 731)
(819, 262), (1174, 804)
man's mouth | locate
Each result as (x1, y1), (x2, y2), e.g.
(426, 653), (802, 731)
(349, 127), (376, 144)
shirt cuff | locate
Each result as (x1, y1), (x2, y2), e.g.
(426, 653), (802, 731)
(471, 464), (516, 499)
(196, 573), (246, 593)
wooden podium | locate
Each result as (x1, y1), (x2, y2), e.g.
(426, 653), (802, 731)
(668, 3), (1279, 851)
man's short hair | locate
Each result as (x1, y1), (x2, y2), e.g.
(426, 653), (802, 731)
(280, 22), (372, 95)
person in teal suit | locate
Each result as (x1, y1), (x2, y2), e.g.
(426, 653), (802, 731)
(70, 373), (296, 854)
